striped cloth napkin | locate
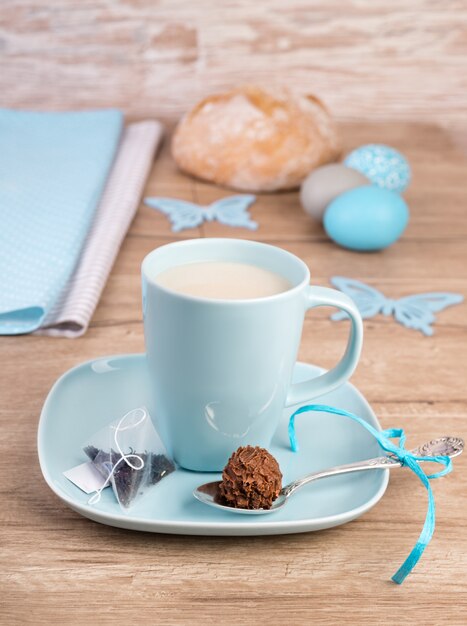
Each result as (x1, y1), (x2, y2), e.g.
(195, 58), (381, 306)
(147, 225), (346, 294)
(0, 110), (162, 337)
(37, 121), (163, 337)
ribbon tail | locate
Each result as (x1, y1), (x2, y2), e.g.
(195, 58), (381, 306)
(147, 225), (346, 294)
(391, 470), (435, 584)
(288, 404), (452, 584)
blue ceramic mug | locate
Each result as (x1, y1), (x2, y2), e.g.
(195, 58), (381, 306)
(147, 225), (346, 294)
(142, 239), (363, 471)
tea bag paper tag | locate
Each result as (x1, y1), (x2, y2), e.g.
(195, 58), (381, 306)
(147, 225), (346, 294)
(64, 462), (108, 494)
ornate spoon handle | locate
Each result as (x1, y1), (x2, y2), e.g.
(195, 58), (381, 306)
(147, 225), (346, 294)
(281, 436), (464, 499)
(282, 454), (400, 498)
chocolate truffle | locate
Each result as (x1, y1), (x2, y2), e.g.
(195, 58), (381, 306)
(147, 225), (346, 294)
(218, 445), (282, 509)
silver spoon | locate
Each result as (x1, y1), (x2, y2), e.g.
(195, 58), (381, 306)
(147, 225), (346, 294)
(193, 436), (464, 515)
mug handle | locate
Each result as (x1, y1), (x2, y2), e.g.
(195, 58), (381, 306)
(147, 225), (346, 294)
(285, 285), (363, 407)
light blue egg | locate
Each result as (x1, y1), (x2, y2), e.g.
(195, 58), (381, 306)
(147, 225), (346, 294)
(344, 144), (411, 193)
(323, 185), (409, 251)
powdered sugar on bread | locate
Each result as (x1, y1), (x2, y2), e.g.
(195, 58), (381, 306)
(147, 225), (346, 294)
(172, 86), (341, 192)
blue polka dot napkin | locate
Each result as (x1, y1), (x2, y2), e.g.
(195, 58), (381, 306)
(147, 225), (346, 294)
(0, 109), (123, 334)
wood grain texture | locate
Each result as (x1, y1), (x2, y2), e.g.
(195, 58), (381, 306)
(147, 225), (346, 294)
(1, 122), (467, 624)
(1, 1), (467, 129)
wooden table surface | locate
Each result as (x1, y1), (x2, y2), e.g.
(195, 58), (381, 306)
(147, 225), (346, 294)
(1, 122), (467, 625)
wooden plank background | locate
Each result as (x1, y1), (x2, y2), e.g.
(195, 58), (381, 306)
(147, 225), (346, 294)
(1, 0), (467, 128)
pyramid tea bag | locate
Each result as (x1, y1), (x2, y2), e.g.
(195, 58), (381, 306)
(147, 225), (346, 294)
(83, 407), (175, 510)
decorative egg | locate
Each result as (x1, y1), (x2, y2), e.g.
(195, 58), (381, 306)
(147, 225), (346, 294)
(323, 185), (409, 251)
(344, 144), (411, 193)
(300, 164), (369, 221)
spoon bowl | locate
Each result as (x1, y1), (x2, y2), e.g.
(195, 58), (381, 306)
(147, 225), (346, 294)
(193, 436), (464, 515)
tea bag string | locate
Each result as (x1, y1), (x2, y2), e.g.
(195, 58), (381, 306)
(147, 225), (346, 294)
(88, 408), (147, 505)
(288, 404), (452, 585)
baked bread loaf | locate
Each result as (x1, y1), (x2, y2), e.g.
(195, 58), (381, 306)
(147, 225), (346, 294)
(171, 86), (341, 192)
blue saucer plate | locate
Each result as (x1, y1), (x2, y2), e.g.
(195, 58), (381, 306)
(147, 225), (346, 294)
(38, 355), (389, 536)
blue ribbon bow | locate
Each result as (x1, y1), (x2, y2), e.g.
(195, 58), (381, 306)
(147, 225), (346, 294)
(288, 404), (453, 584)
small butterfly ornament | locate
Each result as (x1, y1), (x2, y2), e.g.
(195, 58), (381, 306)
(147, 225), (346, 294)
(330, 276), (463, 336)
(144, 195), (258, 232)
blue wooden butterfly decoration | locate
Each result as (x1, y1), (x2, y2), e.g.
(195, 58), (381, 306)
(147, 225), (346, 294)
(330, 276), (463, 336)
(144, 195), (258, 232)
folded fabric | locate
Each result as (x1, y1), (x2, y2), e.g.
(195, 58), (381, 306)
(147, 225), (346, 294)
(0, 109), (123, 334)
(36, 121), (163, 337)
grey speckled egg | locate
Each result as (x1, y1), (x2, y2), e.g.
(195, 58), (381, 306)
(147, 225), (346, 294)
(300, 163), (369, 221)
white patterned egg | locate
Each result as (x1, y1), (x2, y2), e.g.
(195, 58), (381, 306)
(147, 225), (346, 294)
(344, 144), (411, 193)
